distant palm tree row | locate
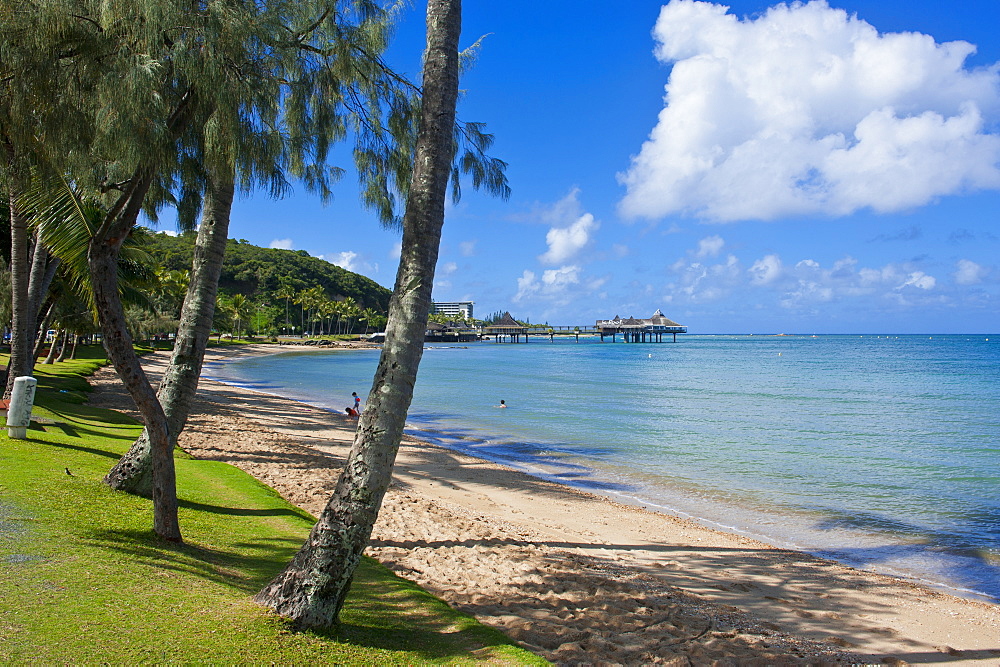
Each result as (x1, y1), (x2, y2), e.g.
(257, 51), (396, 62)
(222, 285), (386, 339)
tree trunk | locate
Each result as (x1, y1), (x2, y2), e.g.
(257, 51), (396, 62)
(105, 171), (234, 496)
(43, 328), (61, 364)
(5, 182), (31, 399)
(254, 0), (461, 626)
(25, 234), (57, 349)
(30, 296), (56, 363)
(92, 168), (181, 543)
(55, 329), (70, 362)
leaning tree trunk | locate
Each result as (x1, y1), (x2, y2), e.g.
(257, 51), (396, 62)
(25, 234), (59, 353)
(55, 329), (70, 362)
(91, 168), (181, 542)
(255, 0), (461, 626)
(43, 327), (61, 364)
(31, 297), (56, 362)
(105, 170), (235, 496)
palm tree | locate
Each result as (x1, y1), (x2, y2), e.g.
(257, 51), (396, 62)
(227, 293), (251, 339)
(276, 283), (296, 333)
(341, 297), (361, 337)
(360, 307), (381, 335)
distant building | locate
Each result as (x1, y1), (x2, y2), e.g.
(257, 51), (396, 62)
(432, 301), (474, 319)
(483, 312), (527, 343)
(425, 321), (479, 343)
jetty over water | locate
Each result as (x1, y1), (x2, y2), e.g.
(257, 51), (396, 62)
(595, 310), (687, 342)
(483, 309), (687, 343)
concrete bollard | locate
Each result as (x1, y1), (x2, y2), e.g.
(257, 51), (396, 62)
(7, 376), (38, 439)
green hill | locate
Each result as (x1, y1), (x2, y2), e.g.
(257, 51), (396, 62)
(143, 229), (392, 313)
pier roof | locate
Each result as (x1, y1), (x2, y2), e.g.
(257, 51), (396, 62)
(484, 312), (526, 334)
(595, 309), (686, 333)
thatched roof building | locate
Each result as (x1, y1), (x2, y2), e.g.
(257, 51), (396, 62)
(484, 311), (526, 335)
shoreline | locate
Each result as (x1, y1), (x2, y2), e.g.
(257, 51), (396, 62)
(206, 343), (1000, 607)
(87, 344), (1000, 665)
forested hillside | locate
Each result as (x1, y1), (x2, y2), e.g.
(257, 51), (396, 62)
(143, 230), (391, 311)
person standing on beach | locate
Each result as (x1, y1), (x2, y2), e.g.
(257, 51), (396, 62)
(352, 392), (361, 413)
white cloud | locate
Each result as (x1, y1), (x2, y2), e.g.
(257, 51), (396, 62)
(749, 254), (783, 285)
(954, 259), (986, 285)
(515, 270), (539, 301)
(389, 242), (402, 260)
(514, 265), (583, 303)
(695, 234), (725, 258)
(440, 261), (458, 275)
(532, 189), (601, 265)
(270, 238), (294, 250)
(157, 229), (178, 237)
(325, 251), (360, 272)
(459, 240), (477, 257)
(898, 271), (936, 290)
(540, 213), (599, 265)
(619, 0), (1000, 222)
(669, 254), (743, 302)
(542, 265), (581, 289)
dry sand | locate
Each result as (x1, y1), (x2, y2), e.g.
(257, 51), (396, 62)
(86, 344), (1000, 665)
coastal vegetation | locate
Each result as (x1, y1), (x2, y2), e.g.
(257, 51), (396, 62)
(141, 230), (392, 336)
(0, 349), (539, 664)
(3, 0), (513, 641)
(2, 0), (504, 543)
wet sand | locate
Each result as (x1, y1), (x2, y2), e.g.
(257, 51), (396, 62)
(87, 344), (1000, 665)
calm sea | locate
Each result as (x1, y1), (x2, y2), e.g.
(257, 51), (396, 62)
(204, 334), (1000, 602)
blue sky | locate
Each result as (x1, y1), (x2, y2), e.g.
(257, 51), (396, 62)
(185, 1), (1000, 334)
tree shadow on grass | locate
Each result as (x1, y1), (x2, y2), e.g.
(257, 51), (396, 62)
(177, 498), (309, 520)
(31, 439), (122, 460)
(81, 528), (306, 594)
(79, 528), (530, 663)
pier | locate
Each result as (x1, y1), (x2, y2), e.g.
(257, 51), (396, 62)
(482, 310), (687, 343)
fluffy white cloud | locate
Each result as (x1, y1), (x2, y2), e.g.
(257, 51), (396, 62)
(619, 0), (1000, 222)
(539, 213), (599, 265)
(534, 189), (600, 265)
(514, 266), (583, 303)
(440, 261), (458, 275)
(749, 254), (783, 285)
(695, 234), (725, 258)
(515, 270), (539, 301)
(899, 271), (936, 290)
(667, 232), (950, 305)
(954, 259), (986, 285)
(325, 251), (360, 272)
(270, 238), (294, 250)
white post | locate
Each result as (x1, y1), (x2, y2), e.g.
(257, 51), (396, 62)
(7, 376), (38, 439)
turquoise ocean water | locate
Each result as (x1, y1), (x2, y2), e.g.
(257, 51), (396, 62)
(204, 334), (1000, 602)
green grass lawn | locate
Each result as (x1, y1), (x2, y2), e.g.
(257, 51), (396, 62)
(0, 349), (544, 664)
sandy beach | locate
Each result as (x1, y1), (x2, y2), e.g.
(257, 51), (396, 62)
(87, 344), (1000, 665)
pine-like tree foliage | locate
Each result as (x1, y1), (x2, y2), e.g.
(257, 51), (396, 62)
(2, 0), (509, 541)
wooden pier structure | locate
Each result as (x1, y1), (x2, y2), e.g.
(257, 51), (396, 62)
(481, 309), (687, 343)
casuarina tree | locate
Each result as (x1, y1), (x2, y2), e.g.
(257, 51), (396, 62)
(255, 0), (463, 626)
